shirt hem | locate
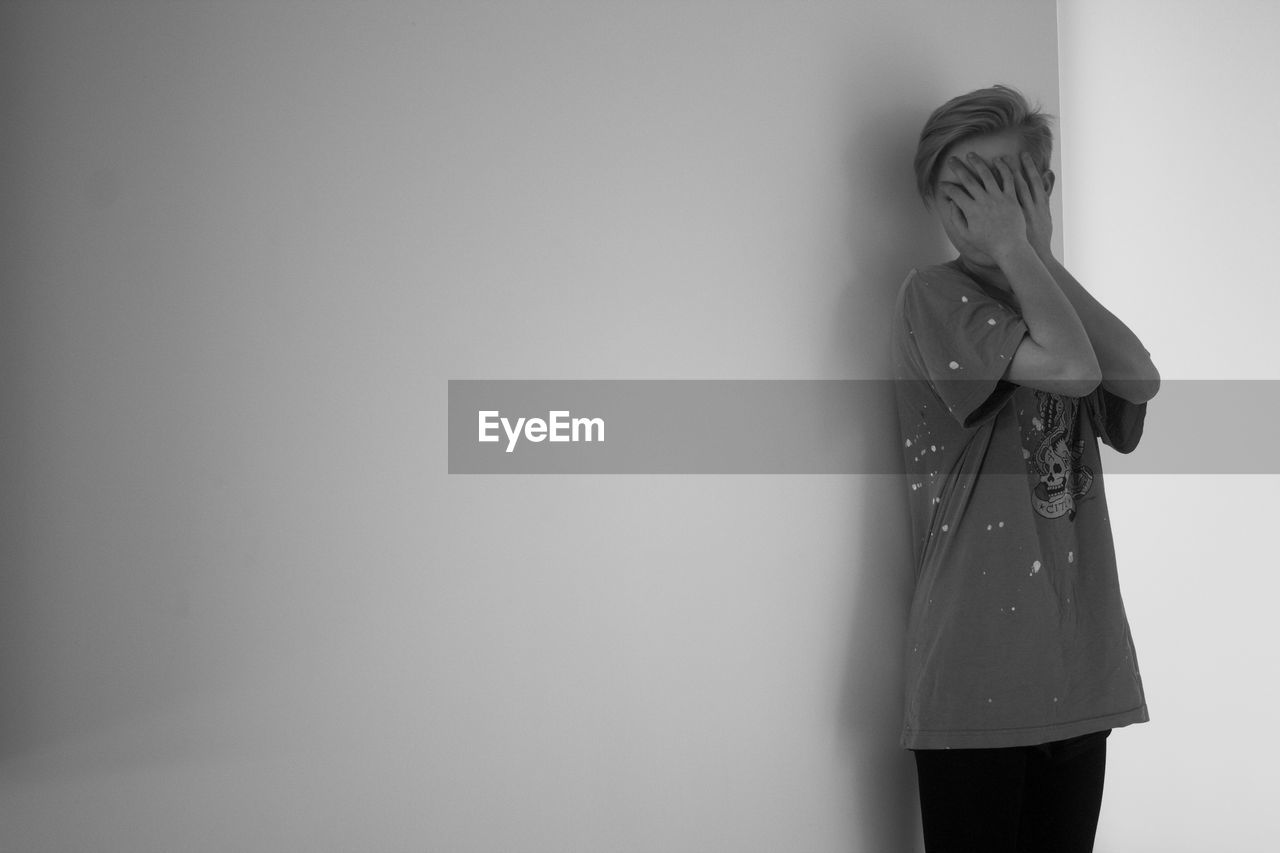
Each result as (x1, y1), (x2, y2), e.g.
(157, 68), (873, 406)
(901, 705), (1149, 750)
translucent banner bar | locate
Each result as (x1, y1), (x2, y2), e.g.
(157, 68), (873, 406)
(447, 380), (1265, 474)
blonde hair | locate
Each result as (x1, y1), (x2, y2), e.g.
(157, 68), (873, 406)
(914, 84), (1054, 202)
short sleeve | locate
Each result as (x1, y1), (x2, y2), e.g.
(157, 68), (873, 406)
(899, 268), (1029, 428)
(1083, 385), (1147, 453)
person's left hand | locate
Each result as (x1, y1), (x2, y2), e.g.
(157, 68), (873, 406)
(1011, 151), (1053, 259)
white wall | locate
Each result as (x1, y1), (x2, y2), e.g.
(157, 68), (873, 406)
(0, 1), (1059, 850)
(1058, 2), (1280, 851)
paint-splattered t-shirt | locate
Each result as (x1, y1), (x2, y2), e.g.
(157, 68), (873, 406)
(891, 260), (1149, 750)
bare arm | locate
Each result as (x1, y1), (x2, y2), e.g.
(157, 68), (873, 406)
(940, 153), (1100, 397)
(997, 244), (1101, 398)
(1011, 150), (1161, 403)
(1038, 256), (1161, 403)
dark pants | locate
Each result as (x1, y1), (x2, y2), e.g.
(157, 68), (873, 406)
(912, 729), (1110, 853)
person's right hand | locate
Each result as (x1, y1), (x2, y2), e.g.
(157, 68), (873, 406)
(938, 153), (1029, 261)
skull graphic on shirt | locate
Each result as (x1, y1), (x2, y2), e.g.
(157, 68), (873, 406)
(1026, 391), (1094, 520)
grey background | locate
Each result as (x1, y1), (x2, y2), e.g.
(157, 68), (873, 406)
(2, 2), (1062, 851)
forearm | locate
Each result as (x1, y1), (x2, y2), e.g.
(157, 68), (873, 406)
(995, 243), (1099, 375)
(1038, 255), (1161, 402)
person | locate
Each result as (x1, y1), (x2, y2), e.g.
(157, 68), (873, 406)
(890, 84), (1160, 853)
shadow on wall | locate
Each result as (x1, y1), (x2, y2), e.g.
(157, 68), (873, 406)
(832, 97), (952, 853)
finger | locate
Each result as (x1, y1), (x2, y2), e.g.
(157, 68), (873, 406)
(939, 187), (975, 224)
(938, 180), (972, 204)
(1008, 157), (1033, 208)
(1020, 152), (1044, 203)
(946, 157), (979, 183)
(992, 157), (1018, 197)
(964, 152), (1000, 194)
(945, 156), (983, 195)
(937, 188), (968, 228)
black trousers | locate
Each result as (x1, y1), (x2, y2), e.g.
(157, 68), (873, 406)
(912, 729), (1110, 853)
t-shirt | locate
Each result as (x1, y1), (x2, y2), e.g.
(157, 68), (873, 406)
(891, 259), (1150, 750)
